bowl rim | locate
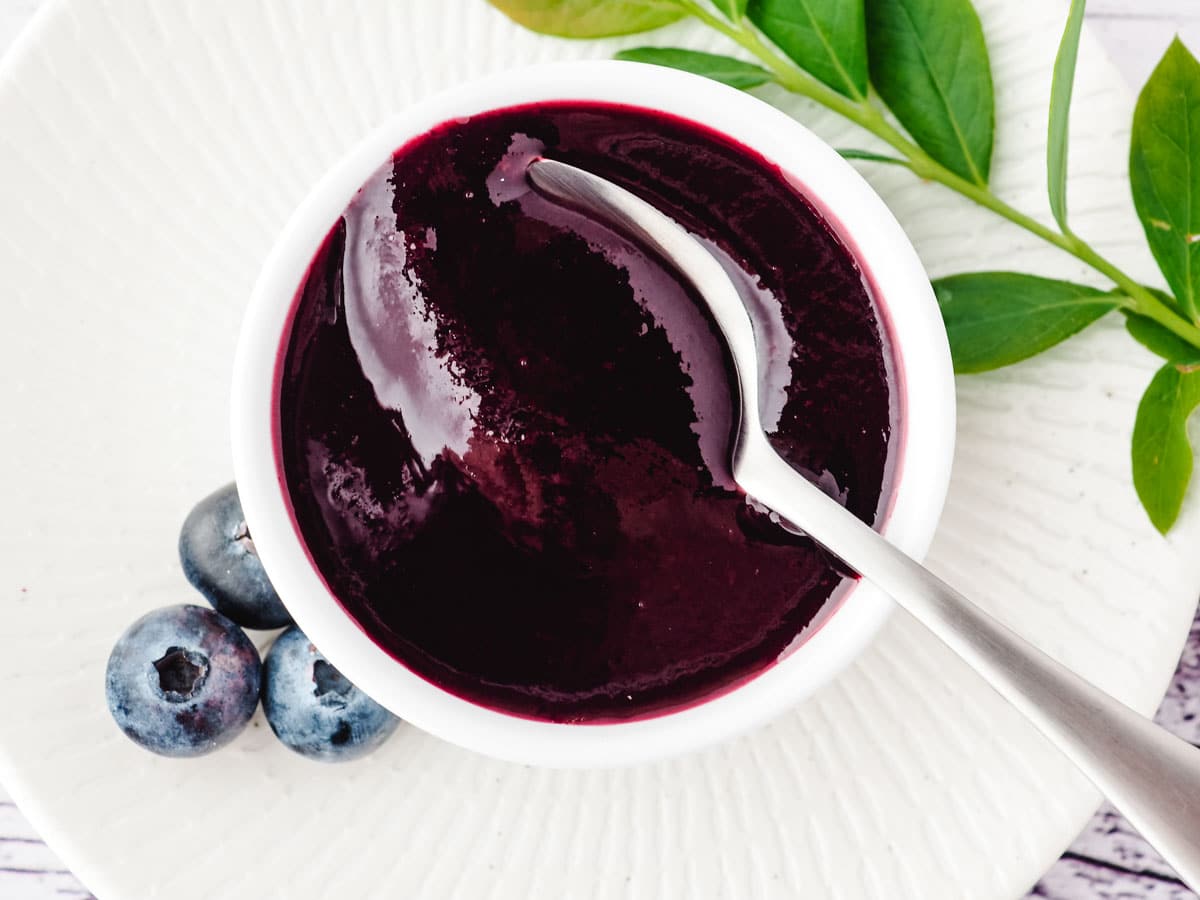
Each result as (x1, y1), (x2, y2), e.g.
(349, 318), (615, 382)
(231, 59), (956, 768)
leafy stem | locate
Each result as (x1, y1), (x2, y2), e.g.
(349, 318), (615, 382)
(675, 0), (872, 122)
(673, 0), (1200, 351)
(915, 160), (1200, 347)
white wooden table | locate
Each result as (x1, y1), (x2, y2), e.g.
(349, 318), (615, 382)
(1, 1), (1199, 898)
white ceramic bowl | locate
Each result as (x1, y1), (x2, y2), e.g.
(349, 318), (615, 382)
(231, 60), (955, 768)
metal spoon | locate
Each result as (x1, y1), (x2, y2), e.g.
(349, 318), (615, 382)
(528, 156), (1200, 888)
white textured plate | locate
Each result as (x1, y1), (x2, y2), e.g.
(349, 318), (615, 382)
(0, 1), (1196, 898)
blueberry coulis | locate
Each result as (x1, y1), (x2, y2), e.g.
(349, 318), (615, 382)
(276, 102), (897, 722)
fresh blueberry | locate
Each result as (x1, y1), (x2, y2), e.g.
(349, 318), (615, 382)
(263, 627), (399, 762)
(179, 483), (292, 630)
(105, 605), (262, 757)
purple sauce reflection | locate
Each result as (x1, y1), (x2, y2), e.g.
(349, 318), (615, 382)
(276, 102), (897, 722)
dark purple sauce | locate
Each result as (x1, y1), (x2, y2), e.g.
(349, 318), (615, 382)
(276, 102), (897, 722)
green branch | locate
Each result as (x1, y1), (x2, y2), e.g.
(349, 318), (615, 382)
(674, 0), (1200, 351)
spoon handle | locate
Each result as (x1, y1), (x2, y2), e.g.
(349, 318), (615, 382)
(738, 438), (1200, 889)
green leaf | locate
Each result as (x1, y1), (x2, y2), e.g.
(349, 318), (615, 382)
(1124, 312), (1200, 364)
(1132, 362), (1200, 533)
(837, 148), (910, 166)
(713, 0), (748, 19)
(865, 0), (995, 185)
(1130, 37), (1200, 321)
(614, 47), (773, 89)
(933, 272), (1117, 373)
(1047, 0), (1087, 233)
(487, 0), (684, 38)
(746, 0), (868, 99)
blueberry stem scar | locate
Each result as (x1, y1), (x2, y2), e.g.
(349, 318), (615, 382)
(152, 647), (209, 702)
